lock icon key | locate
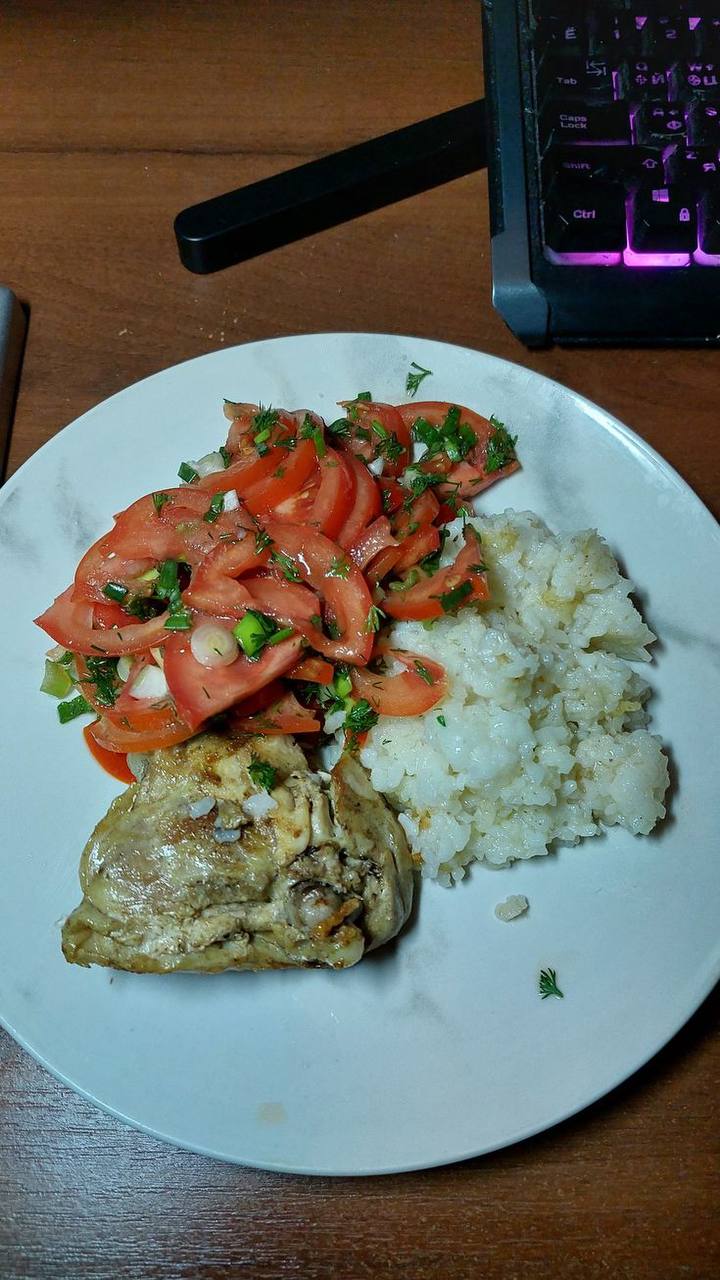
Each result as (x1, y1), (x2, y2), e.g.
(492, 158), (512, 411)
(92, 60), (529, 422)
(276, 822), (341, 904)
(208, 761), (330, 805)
(679, 207), (691, 222)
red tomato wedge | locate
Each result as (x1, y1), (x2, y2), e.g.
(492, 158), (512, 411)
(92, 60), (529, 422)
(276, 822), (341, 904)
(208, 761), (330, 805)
(36, 588), (170, 656)
(88, 708), (196, 754)
(74, 535), (155, 605)
(391, 524), (440, 575)
(243, 574), (321, 627)
(338, 400), (411, 476)
(262, 521), (374, 665)
(273, 448), (354, 539)
(83, 724), (135, 783)
(349, 517), (398, 571)
(382, 528), (489, 621)
(182, 536), (268, 616)
(287, 656), (334, 685)
(242, 439), (317, 515)
(351, 648), (447, 716)
(233, 689), (320, 735)
(335, 454), (382, 550)
(163, 621), (304, 727)
(397, 401), (519, 498)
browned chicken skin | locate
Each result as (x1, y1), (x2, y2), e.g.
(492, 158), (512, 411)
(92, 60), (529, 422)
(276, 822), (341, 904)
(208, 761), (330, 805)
(62, 732), (413, 972)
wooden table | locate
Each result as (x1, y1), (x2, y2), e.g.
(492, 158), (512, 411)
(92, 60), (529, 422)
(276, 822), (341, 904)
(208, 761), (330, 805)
(1, 3), (718, 1276)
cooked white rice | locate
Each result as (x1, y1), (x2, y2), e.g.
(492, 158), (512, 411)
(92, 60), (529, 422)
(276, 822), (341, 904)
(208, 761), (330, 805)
(360, 510), (669, 884)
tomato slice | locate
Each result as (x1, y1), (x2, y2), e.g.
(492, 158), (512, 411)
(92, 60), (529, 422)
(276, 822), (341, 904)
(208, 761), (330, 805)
(397, 401), (520, 498)
(35, 588), (170, 656)
(286, 656), (334, 685)
(183, 536), (268, 615)
(242, 439), (317, 515)
(391, 524), (440, 575)
(89, 709), (195, 754)
(349, 516), (398, 571)
(83, 724), (135, 783)
(243, 573), (321, 626)
(382, 528), (489, 621)
(163, 619), (304, 727)
(378, 476), (404, 515)
(274, 448), (355, 540)
(338, 400), (411, 476)
(335, 454), (382, 550)
(365, 544), (403, 586)
(233, 689), (320, 735)
(262, 521), (374, 665)
(351, 647), (447, 716)
(74, 534), (155, 605)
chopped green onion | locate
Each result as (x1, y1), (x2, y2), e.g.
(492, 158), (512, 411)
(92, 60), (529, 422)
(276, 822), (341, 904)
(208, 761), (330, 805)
(57, 695), (91, 724)
(333, 670), (352, 701)
(266, 626), (294, 647)
(248, 754), (277, 792)
(203, 493), (225, 524)
(102, 581), (128, 602)
(436, 714), (447, 727)
(164, 610), (193, 630)
(232, 609), (285, 660)
(355, 391), (372, 402)
(41, 659), (74, 699)
(177, 461), (199, 484)
(152, 491), (170, 515)
(219, 446), (231, 468)
(327, 417), (351, 439)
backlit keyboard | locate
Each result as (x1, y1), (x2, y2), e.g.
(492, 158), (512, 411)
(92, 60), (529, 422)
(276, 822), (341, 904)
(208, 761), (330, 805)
(481, 2), (720, 345)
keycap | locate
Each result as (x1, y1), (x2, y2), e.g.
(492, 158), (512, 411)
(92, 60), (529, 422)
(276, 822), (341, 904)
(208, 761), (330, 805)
(636, 15), (690, 58)
(673, 61), (720, 100)
(698, 184), (720, 252)
(543, 181), (627, 252)
(590, 14), (635, 55)
(665, 144), (720, 184)
(543, 144), (664, 188)
(633, 101), (688, 143)
(628, 184), (697, 252)
(533, 16), (587, 54)
(628, 58), (677, 99)
(540, 100), (631, 146)
(687, 99), (720, 144)
(539, 54), (617, 104)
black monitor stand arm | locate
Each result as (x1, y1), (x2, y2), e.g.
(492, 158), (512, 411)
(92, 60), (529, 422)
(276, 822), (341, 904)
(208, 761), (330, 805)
(175, 100), (486, 274)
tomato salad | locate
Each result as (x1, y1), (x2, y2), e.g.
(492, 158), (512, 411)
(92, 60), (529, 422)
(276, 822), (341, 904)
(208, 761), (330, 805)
(36, 396), (518, 774)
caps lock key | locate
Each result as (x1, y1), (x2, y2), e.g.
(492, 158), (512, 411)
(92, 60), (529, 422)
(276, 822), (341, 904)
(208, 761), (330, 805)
(543, 181), (627, 252)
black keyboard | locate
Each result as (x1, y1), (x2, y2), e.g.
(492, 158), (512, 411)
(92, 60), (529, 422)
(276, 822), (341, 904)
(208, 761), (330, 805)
(481, 1), (720, 345)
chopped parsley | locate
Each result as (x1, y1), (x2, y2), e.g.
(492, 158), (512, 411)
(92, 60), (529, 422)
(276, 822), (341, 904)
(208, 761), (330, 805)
(177, 461), (199, 484)
(344, 699), (378, 734)
(219, 445), (232, 468)
(255, 529), (273, 553)
(152, 491), (170, 515)
(370, 419), (403, 463)
(411, 405), (476, 465)
(327, 417), (352, 439)
(435, 580), (473, 614)
(203, 493), (225, 523)
(413, 660), (435, 685)
(419, 529), (449, 575)
(102, 581), (128, 603)
(248, 754), (276, 793)
(328, 555), (350, 579)
(308, 613), (322, 629)
(364, 604), (385, 633)
(57, 694), (92, 724)
(404, 467), (444, 499)
(405, 361), (433, 397)
(299, 413), (326, 459)
(80, 656), (121, 708)
(252, 406), (279, 433)
(485, 416), (518, 474)
(539, 968), (564, 1000)
(271, 550), (301, 582)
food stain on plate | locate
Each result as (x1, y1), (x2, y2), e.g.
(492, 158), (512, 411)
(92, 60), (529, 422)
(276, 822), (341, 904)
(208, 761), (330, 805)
(257, 1102), (287, 1126)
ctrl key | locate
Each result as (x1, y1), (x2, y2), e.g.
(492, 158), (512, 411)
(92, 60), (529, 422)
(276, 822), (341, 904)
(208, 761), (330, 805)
(543, 181), (627, 255)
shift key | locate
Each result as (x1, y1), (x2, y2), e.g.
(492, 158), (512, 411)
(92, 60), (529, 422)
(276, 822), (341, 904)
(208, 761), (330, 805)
(540, 100), (631, 146)
(543, 181), (627, 252)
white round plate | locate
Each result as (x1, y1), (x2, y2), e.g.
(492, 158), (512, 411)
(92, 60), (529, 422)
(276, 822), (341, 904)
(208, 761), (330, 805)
(1, 334), (719, 1176)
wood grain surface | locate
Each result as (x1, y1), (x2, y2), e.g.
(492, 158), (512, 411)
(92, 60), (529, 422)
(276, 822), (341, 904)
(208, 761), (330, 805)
(1, 2), (718, 1277)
